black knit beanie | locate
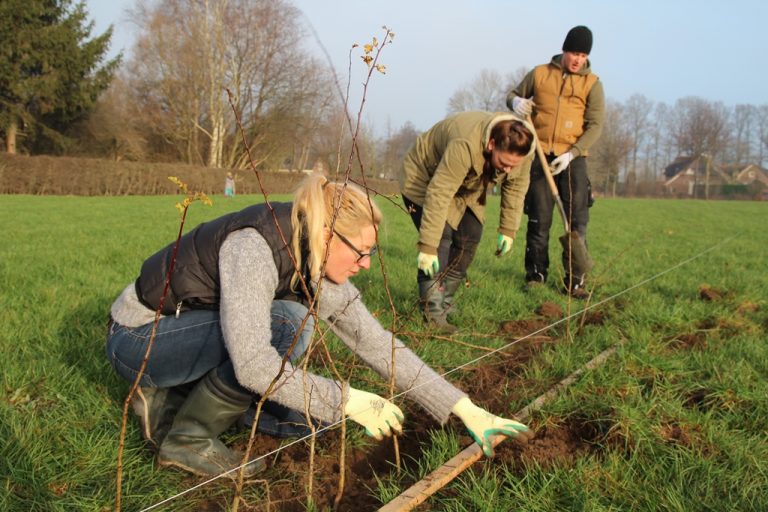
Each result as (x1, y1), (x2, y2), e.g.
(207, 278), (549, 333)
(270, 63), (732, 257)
(562, 25), (593, 54)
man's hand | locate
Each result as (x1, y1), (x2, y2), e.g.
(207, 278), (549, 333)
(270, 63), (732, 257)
(496, 234), (513, 257)
(451, 397), (533, 457)
(417, 252), (439, 278)
(345, 387), (404, 440)
(550, 151), (574, 175)
(512, 97), (535, 117)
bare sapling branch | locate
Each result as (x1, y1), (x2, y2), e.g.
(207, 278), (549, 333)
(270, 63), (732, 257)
(114, 178), (212, 511)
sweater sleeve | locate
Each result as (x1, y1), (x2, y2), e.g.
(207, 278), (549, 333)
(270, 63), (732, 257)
(316, 279), (467, 424)
(219, 229), (344, 424)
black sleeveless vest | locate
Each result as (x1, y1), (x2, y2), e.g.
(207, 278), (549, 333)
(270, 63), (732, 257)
(135, 202), (309, 315)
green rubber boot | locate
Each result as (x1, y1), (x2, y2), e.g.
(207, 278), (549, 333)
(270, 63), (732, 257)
(157, 370), (265, 478)
(441, 276), (464, 317)
(418, 279), (457, 334)
(131, 386), (188, 449)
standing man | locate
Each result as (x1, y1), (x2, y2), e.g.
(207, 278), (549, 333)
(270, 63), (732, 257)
(507, 25), (604, 298)
(399, 111), (536, 333)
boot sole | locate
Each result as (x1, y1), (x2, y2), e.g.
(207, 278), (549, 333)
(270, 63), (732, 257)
(157, 456), (266, 479)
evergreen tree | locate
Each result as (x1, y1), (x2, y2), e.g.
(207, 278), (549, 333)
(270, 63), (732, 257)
(0, 0), (120, 154)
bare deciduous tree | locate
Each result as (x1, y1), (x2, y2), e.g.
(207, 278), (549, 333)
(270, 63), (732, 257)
(591, 100), (632, 197)
(75, 74), (147, 161)
(123, 0), (338, 168)
(667, 96), (729, 160)
(643, 102), (673, 183)
(378, 121), (420, 180)
(730, 104), (754, 166)
(624, 94), (653, 182)
(756, 105), (768, 166)
(446, 67), (528, 115)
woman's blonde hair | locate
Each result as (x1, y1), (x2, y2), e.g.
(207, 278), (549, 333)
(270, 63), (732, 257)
(291, 174), (382, 286)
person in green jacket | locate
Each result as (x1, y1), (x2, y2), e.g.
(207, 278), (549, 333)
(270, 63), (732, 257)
(399, 111), (536, 332)
(507, 25), (605, 298)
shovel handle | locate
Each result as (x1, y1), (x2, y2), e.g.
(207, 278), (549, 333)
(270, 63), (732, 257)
(527, 115), (571, 232)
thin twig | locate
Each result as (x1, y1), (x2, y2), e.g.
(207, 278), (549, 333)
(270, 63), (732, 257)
(115, 200), (193, 511)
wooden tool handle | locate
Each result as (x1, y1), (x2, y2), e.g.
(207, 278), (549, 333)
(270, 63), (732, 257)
(527, 116), (570, 232)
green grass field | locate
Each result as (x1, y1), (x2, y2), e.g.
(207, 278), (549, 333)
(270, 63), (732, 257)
(1, 193), (766, 511)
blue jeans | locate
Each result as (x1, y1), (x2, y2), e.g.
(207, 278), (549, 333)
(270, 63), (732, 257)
(106, 300), (316, 437)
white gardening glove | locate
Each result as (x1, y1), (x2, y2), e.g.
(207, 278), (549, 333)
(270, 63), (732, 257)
(452, 397), (533, 457)
(417, 252), (439, 278)
(511, 96), (535, 118)
(345, 387), (404, 440)
(550, 151), (575, 176)
(496, 234), (513, 257)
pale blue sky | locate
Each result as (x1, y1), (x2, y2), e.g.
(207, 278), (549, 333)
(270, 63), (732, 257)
(87, 0), (767, 134)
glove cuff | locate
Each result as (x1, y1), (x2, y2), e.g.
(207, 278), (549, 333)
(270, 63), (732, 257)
(451, 396), (476, 419)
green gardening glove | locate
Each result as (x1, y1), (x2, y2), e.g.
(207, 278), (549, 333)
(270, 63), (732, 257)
(496, 234), (514, 257)
(451, 397), (533, 456)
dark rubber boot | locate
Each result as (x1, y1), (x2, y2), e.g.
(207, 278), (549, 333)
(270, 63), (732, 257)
(157, 370), (265, 478)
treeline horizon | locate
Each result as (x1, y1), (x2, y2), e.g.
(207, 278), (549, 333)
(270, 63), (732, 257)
(2, 1), (767, 200)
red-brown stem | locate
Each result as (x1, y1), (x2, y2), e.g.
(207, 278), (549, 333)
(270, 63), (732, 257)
(115, 205), (189, 511)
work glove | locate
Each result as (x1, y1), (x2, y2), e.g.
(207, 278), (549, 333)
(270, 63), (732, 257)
(417, 252), (440, 278)
(496, 234), (513, 257)
(550, 151), (575, 176)
(451, 397), (533, 457)
(345, 387), (404, 440)
(511, 96), (535, 118)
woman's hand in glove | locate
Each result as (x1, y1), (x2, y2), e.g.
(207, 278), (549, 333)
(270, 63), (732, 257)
(452, 397), (533, 456)
(345, 387), (404, 440)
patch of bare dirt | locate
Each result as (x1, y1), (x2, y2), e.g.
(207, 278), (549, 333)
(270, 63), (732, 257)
(656, 421), (701, 447)
(682, 388), (712, 411)
(498, 318), (551, 337)
(581, 309), (607, 326)
(696, 315), (757, 340)
(225, 412), (442, 511)
(667, 332), (708, 350)
(496, 415), (625, 470)
(536, 301), (563, 319)
(736, 301), (759, 314)
(699, 284), (730, 302)
(458, 338), (551, 413)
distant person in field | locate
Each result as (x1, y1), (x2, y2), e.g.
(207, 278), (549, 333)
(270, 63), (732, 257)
(224, 172), (236, 198)
(105, 175), (532, 478)
(507, 25), (605, 298)
(399, 111), (536, 333)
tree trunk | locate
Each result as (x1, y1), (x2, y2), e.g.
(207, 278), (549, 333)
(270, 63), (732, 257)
(207, 115), (224, 168)
(6, 119), (17, 154)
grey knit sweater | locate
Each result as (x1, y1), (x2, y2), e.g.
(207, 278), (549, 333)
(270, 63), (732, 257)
(111, 228), (466, 425)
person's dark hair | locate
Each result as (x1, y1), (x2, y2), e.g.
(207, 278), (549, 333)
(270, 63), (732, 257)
(478, 120), (534, 206)
(489, 120), (533, 155)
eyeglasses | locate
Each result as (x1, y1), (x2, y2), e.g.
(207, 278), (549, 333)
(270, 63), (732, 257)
(333, 230), (378, 264)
